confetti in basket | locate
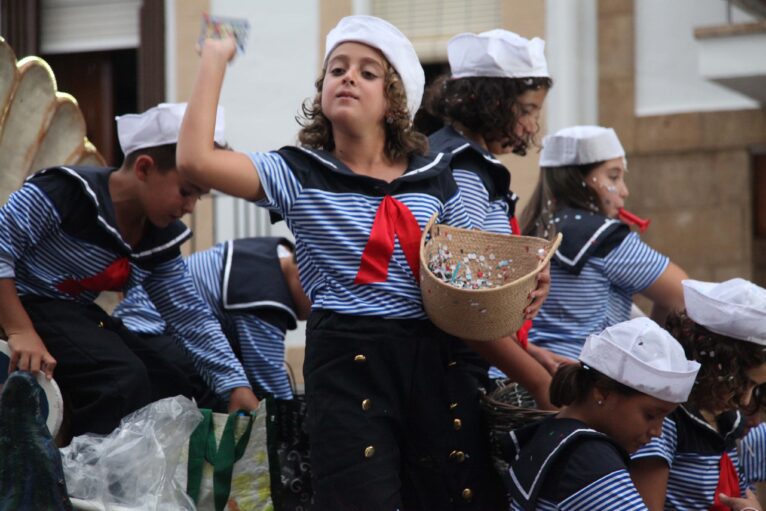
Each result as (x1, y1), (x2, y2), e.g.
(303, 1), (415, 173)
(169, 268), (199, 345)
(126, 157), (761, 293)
(419, 213), (562, 341)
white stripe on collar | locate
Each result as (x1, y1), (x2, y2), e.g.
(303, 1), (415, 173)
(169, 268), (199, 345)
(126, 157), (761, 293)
(220, 238), (297, 319)
(554, 218), (621, 267)
(509, 427), (601, 500)
(406, 151), (444, 176)
(450, 142), (503, 165)
(131, 227), (191, 259)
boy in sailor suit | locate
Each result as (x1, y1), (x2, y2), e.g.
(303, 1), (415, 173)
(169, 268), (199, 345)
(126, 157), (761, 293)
(114, 237), (311, 400)
(0, 103), (260, 437)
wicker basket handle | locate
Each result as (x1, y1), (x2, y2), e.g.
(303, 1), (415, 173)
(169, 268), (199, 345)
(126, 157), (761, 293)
(535, 232), (563, 272)
(420, 212), (440, 256)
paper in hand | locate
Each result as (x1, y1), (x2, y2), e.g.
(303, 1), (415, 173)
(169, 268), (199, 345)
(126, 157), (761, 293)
(198, 13), (251, 54)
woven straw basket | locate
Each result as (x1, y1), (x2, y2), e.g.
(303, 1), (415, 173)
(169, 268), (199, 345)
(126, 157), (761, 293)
(419, 213), (562, 341)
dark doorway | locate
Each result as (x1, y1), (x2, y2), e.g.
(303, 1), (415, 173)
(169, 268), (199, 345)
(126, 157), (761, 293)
(43, 50), (138, 167)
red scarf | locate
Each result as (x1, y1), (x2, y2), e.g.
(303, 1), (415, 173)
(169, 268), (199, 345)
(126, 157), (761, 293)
(709, 452), (740, 511)
(354, 196), (421, 284)
(510, 215), (532, 349)
(57, 257), (131, 296)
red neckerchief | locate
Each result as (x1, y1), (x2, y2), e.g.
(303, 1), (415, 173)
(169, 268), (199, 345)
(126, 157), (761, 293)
(354, 195), (421, 284)
(57, 257), (131, 296)
(510, 215), (532, 349)
(709, 451), (740, 511)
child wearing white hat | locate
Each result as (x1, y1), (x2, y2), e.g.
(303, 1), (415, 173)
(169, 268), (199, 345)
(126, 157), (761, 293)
(631, 278), (766, 511)
(421, 29), (565, 413)
(0, 103), (251, 439)
(519, 125), (688, 362)
(499, 317), (700, 510)
(179, 15), (503, 510)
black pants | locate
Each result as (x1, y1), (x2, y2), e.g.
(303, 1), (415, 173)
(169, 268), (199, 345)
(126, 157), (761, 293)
(22, 296), (223, 436)
(304, 310), (506, 511)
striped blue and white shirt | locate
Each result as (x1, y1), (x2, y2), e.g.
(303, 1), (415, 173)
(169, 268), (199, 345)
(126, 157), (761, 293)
(530, 231), (669, 359)
(510, 470), (647, 510)
(739, 422), (766, 485)
(114, 240), (295, 399)
(506, 417), (647, 510)
(0, 166), (250, 397)
(632, 407), (748, 510)
(249, 147), (471, 319)
(429, 126), (514, 235)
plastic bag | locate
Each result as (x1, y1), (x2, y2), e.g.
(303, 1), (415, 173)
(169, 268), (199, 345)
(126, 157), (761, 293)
(60, 396), (202, 510)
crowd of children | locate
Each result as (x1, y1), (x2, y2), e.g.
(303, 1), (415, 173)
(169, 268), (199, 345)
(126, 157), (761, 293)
(1, 12), (765, 511)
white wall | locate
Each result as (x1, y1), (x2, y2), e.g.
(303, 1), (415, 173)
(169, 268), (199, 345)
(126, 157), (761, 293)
(635, 0), (759, 116)
(545, 0), (599, 132)
(209, 0), (319, 346)
(207, 0), (318, 246)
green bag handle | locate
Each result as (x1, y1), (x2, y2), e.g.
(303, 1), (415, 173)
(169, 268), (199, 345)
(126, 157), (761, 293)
(187, 409), (216, 503)
(185, 409), (256, 511)
(212, 411), (255, 511)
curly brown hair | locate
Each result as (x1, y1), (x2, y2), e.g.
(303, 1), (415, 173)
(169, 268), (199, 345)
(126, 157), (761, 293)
(297, 63), (428, 162)
(423, 74), (552, 156)
(666, 312), (766, 414)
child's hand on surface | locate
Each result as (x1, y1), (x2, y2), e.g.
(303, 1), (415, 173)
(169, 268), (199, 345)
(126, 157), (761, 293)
(7, 329), (56, 379)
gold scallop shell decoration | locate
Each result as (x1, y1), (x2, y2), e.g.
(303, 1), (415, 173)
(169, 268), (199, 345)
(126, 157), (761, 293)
(0, 36), (106, 204)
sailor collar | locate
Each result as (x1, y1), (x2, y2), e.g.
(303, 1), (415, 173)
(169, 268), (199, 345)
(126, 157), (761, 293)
(282, 146), (450, 183)
(221, 237), (299, 330)
(430, 125), (511, 194)
(29, 166), (191, 260)
(552, 207), (629, 275)
(506, 416), (628, 510)
(677, 406), (744, 450)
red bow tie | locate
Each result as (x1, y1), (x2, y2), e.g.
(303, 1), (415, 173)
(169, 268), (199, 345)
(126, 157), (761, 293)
(57, 257), (131, 296)
(354, 195), (421, 285)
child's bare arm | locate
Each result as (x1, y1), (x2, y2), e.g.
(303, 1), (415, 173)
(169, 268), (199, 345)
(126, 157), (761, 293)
(178, 37), (265, 201)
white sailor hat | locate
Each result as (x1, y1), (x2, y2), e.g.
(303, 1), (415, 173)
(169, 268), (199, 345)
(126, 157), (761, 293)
(324, 15), (424, 119)
(579, 317), (701, 404)
(448, 29), (549, 80)
(683, 278), (766, 345)
(539, 125), (625, 167)
(116, 102), (226, 156)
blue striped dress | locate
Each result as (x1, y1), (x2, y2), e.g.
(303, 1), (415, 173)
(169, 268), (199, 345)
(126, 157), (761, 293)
(114, 239), (297, 399)
(739, 422), (766, 486)
(248, 147), (472, 318)
(631, 407), (748, 510)
(0, 166), (250, 397)
(529, 209), (669, 359)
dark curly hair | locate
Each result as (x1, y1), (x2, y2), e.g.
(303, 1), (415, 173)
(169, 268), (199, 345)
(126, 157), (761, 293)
(520, 162), (604, 238)
(423, 74), (552, 156)
(550, 363), (640, 408)
(297, 63), (428, 162)
(666, 312), (766, 414)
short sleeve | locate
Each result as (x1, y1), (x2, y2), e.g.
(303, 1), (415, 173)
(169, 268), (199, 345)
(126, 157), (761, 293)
(248, 151), (304, 219)
(740, 423), (766, 484)
(631, 416), (677, 467)
(441, 188), (473, 229)
(603, 232), (669, 295)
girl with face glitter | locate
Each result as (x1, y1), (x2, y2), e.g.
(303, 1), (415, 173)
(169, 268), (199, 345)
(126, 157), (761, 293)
(519, 126), (688, 361)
